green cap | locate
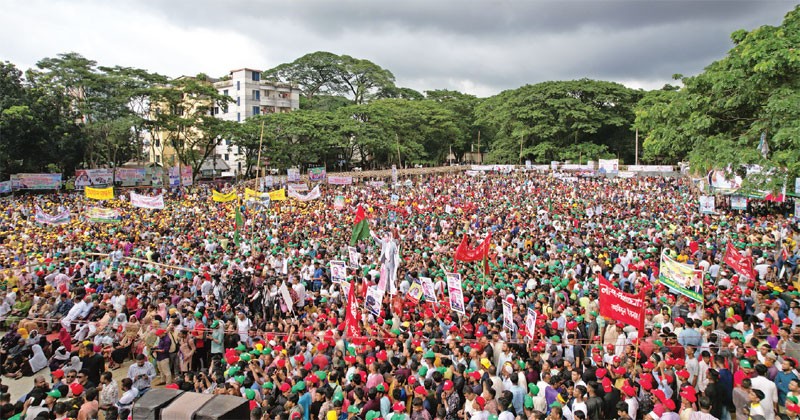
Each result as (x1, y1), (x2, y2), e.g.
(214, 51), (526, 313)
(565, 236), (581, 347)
(424, 350), (435, 359)
(262, 382), (274, 389)
(418, 366), (428, 376)
(376, 384), (385, 392)
(366, 411), (381, 420)
(528, 384), (539, 396)
(245, 389), (256, 400)
(740, 360), (752, 368)
(348, 405), (360, 414)
(235, 344), (247, 352)
(211, 320), (220, 329)
(47, 390), (62, 398)
(551, 335), (561, 343)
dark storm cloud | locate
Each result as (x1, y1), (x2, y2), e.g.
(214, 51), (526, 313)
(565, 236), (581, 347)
(133, 0), (794, 94)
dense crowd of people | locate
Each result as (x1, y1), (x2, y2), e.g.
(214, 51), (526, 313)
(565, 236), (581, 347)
(0, 170), (797, 420)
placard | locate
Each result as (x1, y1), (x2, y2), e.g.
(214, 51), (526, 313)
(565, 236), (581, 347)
(11, 173), (62, 190)
(330, 260), (347, 283)
(287, 168), (300, 183)
(731, 195), (747, 211)
(699, 195), (715, 214)
(75, 169), (113, 188)
(334, 195), (345, 210)
(446, 273), (465, 314)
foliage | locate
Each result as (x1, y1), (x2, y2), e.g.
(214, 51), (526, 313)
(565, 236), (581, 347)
(636, 5), (800, 189)
(475, 79), (641, 164)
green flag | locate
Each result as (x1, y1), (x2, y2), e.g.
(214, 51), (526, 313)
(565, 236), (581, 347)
(350, 205), (370, 246)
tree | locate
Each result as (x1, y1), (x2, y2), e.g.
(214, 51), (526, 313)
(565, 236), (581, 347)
(425, 89), (483, 161)
(636, 5), (800, 189)
(334, 55), (396, 105)
(475, 79), (640, 164)
(147, 76), (234, 180)
(262, 51), (343, 107)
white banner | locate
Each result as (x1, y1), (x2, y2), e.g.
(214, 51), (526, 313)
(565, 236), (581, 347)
(598, 159), (619, 174)
(75, 169), (113, 188)
(526, 308), (537, 340)
(287, 168), (300, 183)
(699, 195), (716, 214)
(348, 246), (361, 268)
(279, 283), (294, 312)
(288, 185), (321, 201)
(627, 165), (674, 172)
(287, 183), (308, 192)
(617, 171), (635, 178)
(446, 273), (465, 314)
(367, 181), (385, 188)
(330, 260), (347, 283)
(328, 176), (353, 185)
(260, 176), (274, 190)
(502, 299), (514, 331)
(34, 206), (70, 225)
(731, 195), (748, 211)
(129, 192), (165, 210)
(420, 276), (437, 303)
(365, 286), (383, 317)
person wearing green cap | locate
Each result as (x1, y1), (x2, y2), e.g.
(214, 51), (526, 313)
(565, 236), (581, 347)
(210, 319), (224, 359)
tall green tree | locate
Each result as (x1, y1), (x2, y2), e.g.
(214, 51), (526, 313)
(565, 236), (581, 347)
(475, 79), (640, 164)
(262, 51), (343, 107)
(334, 55), (396, 105)
(636, 5), (800, 188)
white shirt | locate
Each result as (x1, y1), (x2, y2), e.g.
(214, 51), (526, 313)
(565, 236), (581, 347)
(751, 375), (778, 420)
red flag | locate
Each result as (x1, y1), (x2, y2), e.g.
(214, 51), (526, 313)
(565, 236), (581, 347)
(598, 274), (646, 332)
(454, 232), (492, 274)
(723, 242), (755, 281)
(344, 281), (360, 339)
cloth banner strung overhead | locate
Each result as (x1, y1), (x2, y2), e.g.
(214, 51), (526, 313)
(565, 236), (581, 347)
(34, 206), (70, 225)
(288, 185), (321, 202)
(85, 186), (114, 200)
(129, 192), (165, 210)
(212, 190), (237, 203)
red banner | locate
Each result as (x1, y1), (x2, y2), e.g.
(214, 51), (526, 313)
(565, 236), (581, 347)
(723, 242), (755, 281)
(454, 232), (492, 274)
(344, 281), (360, 339)
(598, 275), (646, 332)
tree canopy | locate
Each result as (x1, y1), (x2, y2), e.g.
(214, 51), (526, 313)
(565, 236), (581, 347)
(636, 5), (800, 187)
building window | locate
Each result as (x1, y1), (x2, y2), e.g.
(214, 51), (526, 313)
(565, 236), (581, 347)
(156, 155), (161, 163)
(223, 89), (228, 97)
(222, 104), (228, 113)
(237, 112), (240, 122)
(155, 139), (160, 147)
(251, 72), (260, 82)
(213, 107), (219, 115)
(236, 81), (240, 90)
(253, 90), (260, 101)
(237, 97), (240, 106)
(224, 154), (229, 161)
(225, 139), (231, 146)
(252, 106), (260, 116)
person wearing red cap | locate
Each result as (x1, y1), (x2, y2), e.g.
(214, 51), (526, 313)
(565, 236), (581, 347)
(441, 380), (460, 420)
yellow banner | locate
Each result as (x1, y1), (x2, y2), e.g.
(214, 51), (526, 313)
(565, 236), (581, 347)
(212, 190), (237, 202)
(85, 186), (114, 200)
(244, 188), (263, 201)
(268, 188), (286, 201)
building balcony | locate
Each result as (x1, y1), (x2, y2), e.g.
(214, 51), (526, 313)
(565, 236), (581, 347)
(261, 97), (293, 108)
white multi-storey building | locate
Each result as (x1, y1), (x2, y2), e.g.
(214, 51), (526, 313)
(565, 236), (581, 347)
(211, 68), (300, 178)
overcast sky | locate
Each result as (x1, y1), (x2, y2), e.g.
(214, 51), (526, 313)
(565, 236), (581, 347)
(1, 0), (795, 97)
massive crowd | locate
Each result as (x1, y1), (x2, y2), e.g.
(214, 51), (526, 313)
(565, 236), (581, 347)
(0, 170), (797, 420)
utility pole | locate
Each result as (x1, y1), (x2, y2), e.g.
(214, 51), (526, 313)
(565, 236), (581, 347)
(396, 133), (401, 168)
(255, 119), (265, 189)
(476, 130), (481, 164)
(635, 127), (639, 166)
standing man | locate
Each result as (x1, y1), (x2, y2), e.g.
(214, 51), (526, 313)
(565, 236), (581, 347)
(127, 354), (156, 396)
(80, 342), (105, 388)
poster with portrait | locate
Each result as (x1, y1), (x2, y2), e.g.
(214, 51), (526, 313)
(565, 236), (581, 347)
(446, 273), (465, 314)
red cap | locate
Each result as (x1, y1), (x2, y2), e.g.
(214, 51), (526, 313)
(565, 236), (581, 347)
(622, 385), (636, 397)
(676, 370), (690, 379)
(652, 389), (667, 403)
(156, 329), (166, 336)
(475, 396), (486, 409)
(51, 369), (64, 379)
(643, 361), (655, 369)
(280, 383), (291, 393)
(414, 386), (427, 395)
(443, 380), (454, 391)
(165, 383), (180, 390)
(69, 382), (84, 396)
(596, 368), (607, 379)
(392, 403), (405, 412)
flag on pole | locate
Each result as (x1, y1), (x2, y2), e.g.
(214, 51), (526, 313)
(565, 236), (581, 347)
(344, 281), (360, 339)
(454, 232), (492, 274)
(233, 202), (243, 247)
(350, 204), (370, 246)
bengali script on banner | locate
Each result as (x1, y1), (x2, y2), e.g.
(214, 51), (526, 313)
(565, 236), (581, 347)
(85, 186), (114, 200)
(598, 276), (645, 331)
(659, 251), (704, 302)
